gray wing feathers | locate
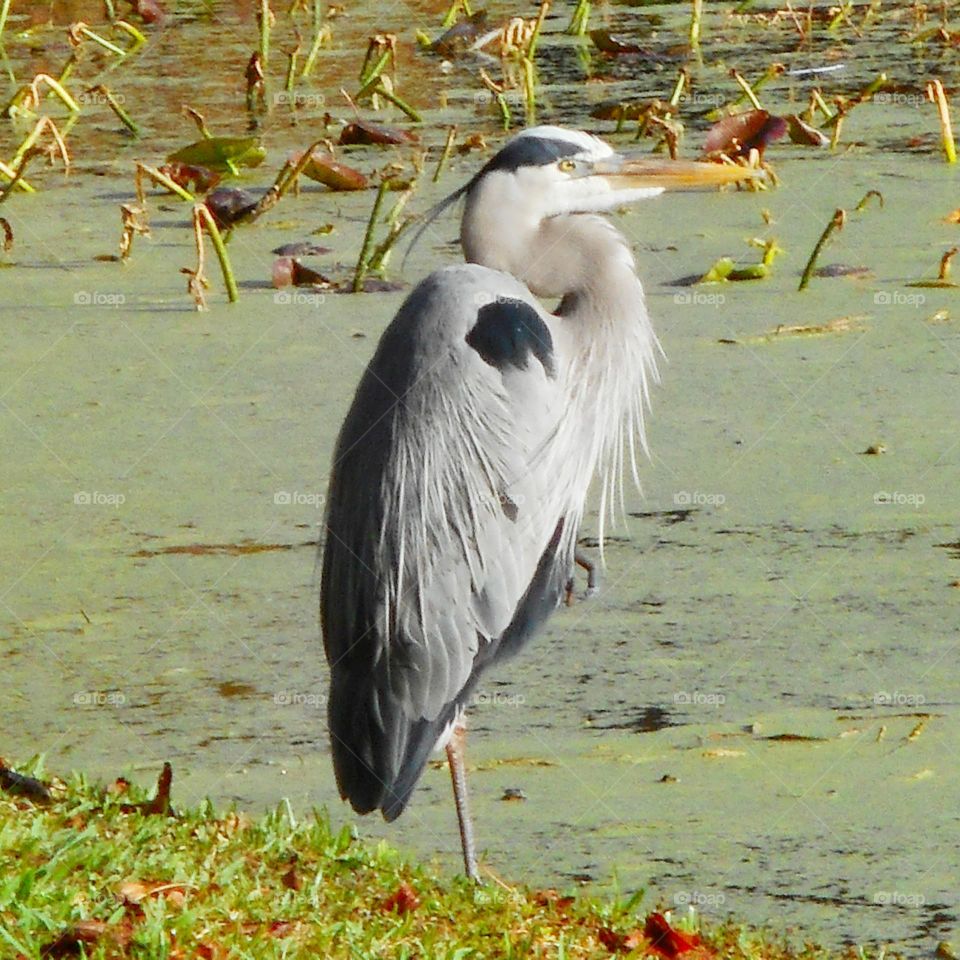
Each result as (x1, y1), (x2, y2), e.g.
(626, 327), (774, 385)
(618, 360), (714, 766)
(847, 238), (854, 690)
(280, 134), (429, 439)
(321, 264), (572, 815)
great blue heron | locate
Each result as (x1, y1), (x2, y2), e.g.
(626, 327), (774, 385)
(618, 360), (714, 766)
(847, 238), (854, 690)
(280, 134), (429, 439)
(321, 126), (757, 880)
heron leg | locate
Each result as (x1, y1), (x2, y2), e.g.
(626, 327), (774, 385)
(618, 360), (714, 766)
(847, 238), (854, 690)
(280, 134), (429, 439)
(566, 548), (599, 605)
(446, 722), (480, 882)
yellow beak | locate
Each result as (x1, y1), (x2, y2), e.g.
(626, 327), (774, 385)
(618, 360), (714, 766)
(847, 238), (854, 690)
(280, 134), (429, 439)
(597, 157), (764, 190)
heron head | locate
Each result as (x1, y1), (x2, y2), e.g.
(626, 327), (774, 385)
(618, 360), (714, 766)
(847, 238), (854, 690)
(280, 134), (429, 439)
(457, 126), (759, 278)
(406, 126), (760, 294)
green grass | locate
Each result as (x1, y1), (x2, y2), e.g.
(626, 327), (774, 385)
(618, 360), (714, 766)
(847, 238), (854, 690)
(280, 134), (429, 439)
(0, 759), (853, 959)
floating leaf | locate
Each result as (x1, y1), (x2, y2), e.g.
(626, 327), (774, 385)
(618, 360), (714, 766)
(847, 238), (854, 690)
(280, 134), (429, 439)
(159, 161), (221, 193)
(589, 29), (647, 54)
(130, 0), (166, 23)
(704, 109), (787, 158)
(339, 120), (418, 146)
(204, 187), (259, 228)
(272, 256), (331, 288)
(785, 114), (830, 147)
(271, 242), (331, 257)
(431, 11), (489, 57)
(292, 150), (369, 190)
(167, 137), (266, 173)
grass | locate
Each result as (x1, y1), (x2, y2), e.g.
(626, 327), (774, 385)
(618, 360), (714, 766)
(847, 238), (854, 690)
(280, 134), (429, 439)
(0, 760), (858, 960)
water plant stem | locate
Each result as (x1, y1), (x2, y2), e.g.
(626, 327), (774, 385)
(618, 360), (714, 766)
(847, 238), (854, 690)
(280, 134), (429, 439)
(353, 180), (390, 292)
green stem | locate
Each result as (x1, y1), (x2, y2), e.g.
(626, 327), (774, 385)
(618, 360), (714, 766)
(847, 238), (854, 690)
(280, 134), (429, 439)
(196, 206), (239, 303)
(259, 0), (271, 71)
(374, 83), (421, 122)
(433, 125), (457, 182)
(352, 180), (389, 293)
(0, 0), (12, 41)
(798, 209), (845, 291)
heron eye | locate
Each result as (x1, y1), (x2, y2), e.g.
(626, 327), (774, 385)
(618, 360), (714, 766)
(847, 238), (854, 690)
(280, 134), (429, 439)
(558, 159), (577, 173)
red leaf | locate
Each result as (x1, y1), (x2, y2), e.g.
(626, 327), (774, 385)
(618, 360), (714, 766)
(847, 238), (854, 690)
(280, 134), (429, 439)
(382, 882), (421, 914)
(644, 912), (702, 958)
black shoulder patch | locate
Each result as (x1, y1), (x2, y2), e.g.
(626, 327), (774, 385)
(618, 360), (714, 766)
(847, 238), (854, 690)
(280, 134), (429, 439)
(466, 298), (556, 379)
(480, 135), (581, 176)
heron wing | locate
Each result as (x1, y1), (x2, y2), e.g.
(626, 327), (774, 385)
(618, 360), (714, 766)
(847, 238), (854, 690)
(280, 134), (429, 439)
(321, 263), (576, 817)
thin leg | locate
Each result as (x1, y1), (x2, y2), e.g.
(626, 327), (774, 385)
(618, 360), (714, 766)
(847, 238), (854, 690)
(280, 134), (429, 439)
(446, 721), (479, 881)
(566, 548), (599, 605)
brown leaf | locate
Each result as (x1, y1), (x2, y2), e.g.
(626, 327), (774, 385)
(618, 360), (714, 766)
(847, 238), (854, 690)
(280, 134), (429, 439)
(291, 150), (368, 191)
(130, 0), (166, 24)
(704, 109), (787, 158)
(0, 763), (52, 802)
(159, 162), (221, 193)
(143, 762), (173, 815)
(597, 927), (644, 952)
(589, 29), (643, 54)
(118, 880), (188, 906)
(339, 120), (418, 146)
(785, 114), (830, 147)
(42, 919), (133, 957)
(382, 882), (421, 914)
(282, 865), (302, 891)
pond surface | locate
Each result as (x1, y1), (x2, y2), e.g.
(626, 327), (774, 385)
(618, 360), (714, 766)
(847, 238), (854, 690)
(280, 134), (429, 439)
(2, 0), (958, 955)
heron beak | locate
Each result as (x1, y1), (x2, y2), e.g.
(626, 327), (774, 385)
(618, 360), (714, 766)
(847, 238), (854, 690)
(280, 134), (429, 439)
(594, 156), (764, 190)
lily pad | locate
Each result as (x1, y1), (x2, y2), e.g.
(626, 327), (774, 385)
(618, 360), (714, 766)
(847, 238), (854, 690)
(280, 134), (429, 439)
(167, 137), (266, 174)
